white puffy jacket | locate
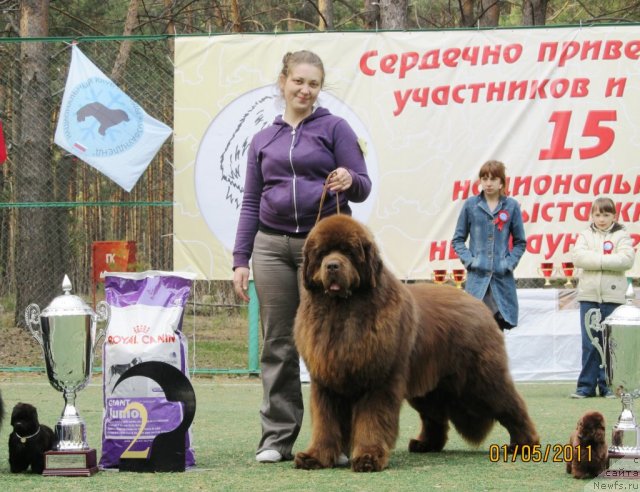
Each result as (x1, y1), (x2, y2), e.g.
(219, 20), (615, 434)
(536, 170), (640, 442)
(572, 223), (635, 303)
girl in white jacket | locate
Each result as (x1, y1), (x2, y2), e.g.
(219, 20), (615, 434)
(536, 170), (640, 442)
(570, 197), (635, 398)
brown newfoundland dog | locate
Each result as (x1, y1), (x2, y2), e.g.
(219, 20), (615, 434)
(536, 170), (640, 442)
(566, 411), (607, 479)
(293, 215), (539, 472)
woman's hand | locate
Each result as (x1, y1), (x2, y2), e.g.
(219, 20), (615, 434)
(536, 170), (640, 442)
(327, 167), (353, 192)
(233, 267), (250, 302)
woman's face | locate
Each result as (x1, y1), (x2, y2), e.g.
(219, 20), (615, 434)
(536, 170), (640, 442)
(279, 63), (323, 117)
(592, 208), (615, 231)
(480, 174), (503, 198)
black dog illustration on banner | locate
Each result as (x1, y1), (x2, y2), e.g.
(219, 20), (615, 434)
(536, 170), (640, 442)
(77, 102), (129, 136)
(113, 361), (196, 472)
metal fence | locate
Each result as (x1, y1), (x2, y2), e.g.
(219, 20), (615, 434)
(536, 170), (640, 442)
(0, 36), (176, 318)
(0, 35), (260, 374)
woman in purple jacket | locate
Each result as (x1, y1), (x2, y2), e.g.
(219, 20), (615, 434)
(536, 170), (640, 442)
(232, 50), (371, 464)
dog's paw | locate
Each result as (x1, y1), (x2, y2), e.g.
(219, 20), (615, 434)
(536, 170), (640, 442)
(351, 453), (385, 472)
(351, 446), (388, 472)
(408, 438), (444, 453)
(294, 451), (328, 470)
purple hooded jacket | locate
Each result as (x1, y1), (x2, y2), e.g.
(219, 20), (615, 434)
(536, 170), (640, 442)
(232, 107), (371, 270)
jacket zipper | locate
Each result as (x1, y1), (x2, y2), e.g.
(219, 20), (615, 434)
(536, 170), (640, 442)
(289, 126), (300, 233)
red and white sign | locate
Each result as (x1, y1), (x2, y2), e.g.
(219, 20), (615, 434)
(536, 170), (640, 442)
(92, 241), (137, 284)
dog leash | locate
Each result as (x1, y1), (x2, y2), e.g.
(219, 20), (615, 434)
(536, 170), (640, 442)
(15, 426), (41, 443)
(315, 171), (341, 225)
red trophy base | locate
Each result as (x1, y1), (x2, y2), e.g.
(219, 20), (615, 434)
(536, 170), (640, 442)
(42, 449), (99, 477)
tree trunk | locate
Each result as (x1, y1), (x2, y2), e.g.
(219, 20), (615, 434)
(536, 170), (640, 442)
(479, 0), (500, 27)
(231, 0), (242, 32)
(459, 0), (475, 27)
(380, 0), (407, 30)
(0, 61), (11, 295)
(16, 0), (67, 324)
(318, 0), (334, 31)
(363, 0), (380, 29)
(111, 0), (139, 85)
(522, 0), (548, 26)
(165, 0), (175, 57)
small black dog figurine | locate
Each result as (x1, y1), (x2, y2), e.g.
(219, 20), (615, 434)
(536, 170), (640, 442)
(9, 402), (56, 473)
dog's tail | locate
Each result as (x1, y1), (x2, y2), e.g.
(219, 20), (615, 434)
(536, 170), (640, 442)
(450, 412), (495, 445)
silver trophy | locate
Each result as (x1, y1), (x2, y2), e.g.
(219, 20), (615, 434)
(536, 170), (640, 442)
(25, 275), (109, 476)
(586, 281), (640, 462)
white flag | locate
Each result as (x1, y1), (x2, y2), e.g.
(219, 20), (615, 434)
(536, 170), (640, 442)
(54, 45), (172, 192)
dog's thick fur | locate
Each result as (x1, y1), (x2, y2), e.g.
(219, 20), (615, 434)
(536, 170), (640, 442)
(293, 215), (539, 472)
(566, 411), (607, 479)
(9, 402), (56, 474)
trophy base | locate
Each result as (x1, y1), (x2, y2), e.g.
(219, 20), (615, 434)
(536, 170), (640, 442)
(42, 449), (99, 477)
(607, 448), (640, 468)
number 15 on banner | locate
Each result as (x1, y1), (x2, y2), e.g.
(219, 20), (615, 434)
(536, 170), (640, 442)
(539, 110), (616, 160)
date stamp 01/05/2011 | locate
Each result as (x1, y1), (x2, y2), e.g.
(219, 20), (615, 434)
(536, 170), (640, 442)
(489, 444), (593, 464)
(490, 443), (640, 482)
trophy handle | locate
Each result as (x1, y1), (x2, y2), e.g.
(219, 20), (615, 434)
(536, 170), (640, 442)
(24, 303), (44, 347)
(585, 308), (608, 378)
(94, 301), (110, 348)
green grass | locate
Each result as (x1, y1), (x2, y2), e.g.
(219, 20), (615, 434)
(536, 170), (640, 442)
(0, 375), (629, 491)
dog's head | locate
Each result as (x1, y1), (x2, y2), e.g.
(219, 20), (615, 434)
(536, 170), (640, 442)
(576, 411), (606, 445)
(10, 402), (40, 436)
(302, 215), (382, 298)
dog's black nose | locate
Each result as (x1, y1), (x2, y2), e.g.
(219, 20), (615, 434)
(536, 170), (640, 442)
(326, 261), (340, 272)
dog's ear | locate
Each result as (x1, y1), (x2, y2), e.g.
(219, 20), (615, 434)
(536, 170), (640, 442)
(302, 236), (319, 290)
(360, 238), (382, 289)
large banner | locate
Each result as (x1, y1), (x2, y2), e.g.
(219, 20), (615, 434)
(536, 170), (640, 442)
(174, 28), (640, 280)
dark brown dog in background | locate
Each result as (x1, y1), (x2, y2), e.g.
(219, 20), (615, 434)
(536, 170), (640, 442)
(294, 215), (539, 472)
(566, 411), (608, 479)
(9, 402), (56, 474)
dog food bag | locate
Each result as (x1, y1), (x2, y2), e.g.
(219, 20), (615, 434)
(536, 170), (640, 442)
(99, 270), (196, 469)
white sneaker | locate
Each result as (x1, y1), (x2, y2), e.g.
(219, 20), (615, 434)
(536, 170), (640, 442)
(336, 453), (349, 466)
(256, 449), (283, 463)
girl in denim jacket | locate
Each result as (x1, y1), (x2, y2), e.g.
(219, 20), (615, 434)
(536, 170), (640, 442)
(452, 160), (526, 330)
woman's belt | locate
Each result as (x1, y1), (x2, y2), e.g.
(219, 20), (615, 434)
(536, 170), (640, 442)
(258, 223), (308, 239)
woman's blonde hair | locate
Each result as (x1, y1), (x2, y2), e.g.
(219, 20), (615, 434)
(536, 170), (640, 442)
(279, 50), (325, 86)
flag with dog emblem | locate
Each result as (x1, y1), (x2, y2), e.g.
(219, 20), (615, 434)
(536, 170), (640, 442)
(54, 45), (172, 192)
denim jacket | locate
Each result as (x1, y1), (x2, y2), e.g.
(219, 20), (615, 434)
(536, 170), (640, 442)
(452, 193), (527, 326)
